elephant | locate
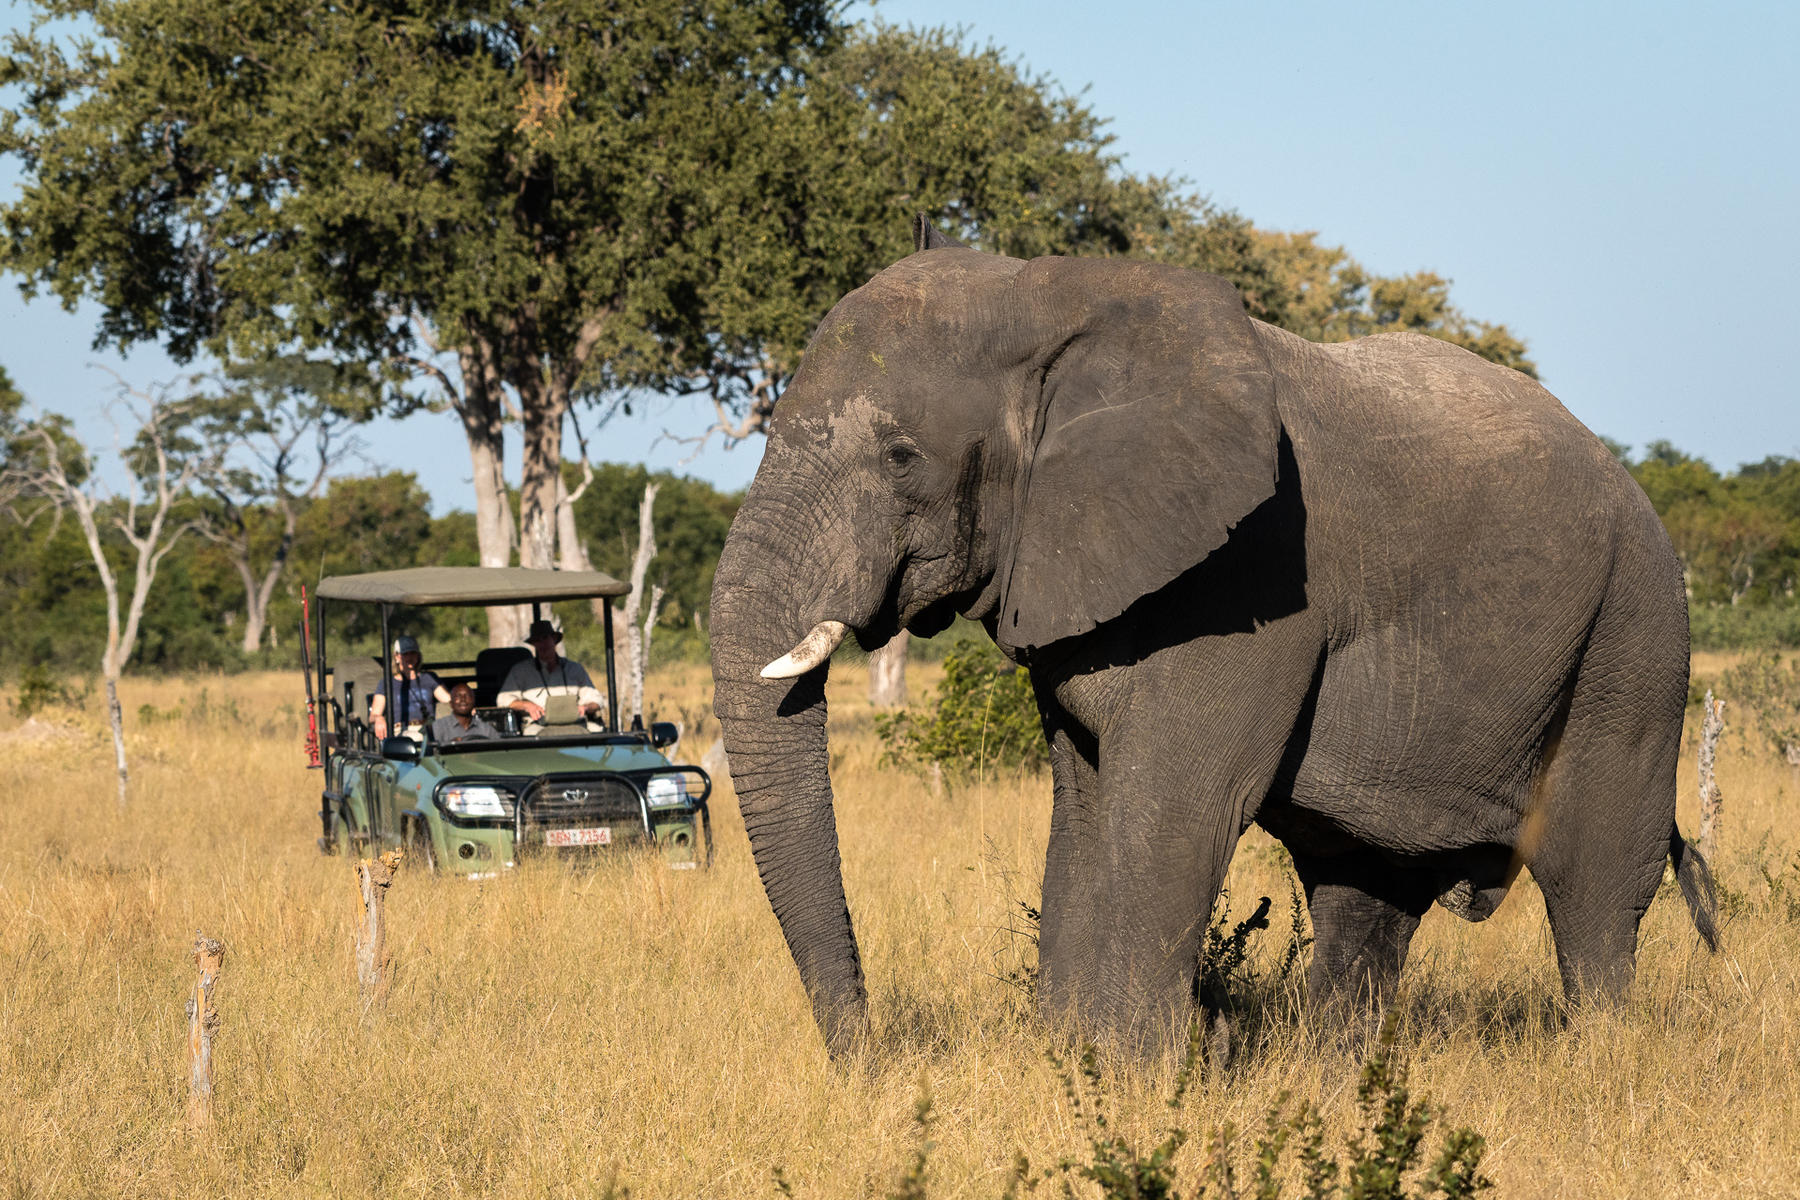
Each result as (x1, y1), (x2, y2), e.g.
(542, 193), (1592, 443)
(709, 215), (1718, 1056)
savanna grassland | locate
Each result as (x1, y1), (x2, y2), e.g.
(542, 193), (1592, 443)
(3, 657), (1798, 1198)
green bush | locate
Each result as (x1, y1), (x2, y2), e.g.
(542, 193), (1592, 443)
(1688, 604), (1800, 651)
(7, 663), (87, 719)
(1718, 651), (1800, 758)
(877, 640), (1045, 776)
(886, 1018), (1490, 1200)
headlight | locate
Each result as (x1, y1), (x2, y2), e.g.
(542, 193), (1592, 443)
(440, 784), (515, 819)
(645, 774), (691, 808)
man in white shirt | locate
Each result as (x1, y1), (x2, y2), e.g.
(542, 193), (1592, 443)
(497, 619), (605, 734)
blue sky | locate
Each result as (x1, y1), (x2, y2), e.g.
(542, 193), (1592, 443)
(3, 0), (1795, 512)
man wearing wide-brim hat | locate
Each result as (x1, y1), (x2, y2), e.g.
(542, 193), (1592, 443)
(496, 619), (606, 734)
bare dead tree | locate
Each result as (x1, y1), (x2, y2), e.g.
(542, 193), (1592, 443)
(353, 850), (403, 1016)
(555, 404), (609, 622)
(868, 631), (910, 707)
(185, 931), (225, 1129)
(659, 359), (781, 464)
(1697, 690), (1726, 864)
(612, 481), (663, 726)
(182, 362), (365, 653)
(0, 379), (207, 806)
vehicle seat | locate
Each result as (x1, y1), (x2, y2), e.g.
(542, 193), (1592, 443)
(473, 647), (531, 707)
(331, 655), (385, 721)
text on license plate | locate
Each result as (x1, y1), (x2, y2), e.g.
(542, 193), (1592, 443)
(545, 827), (611, 847)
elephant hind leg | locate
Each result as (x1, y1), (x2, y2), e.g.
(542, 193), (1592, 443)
(1529, 732), (1676, 1002)
(1528, 553), (1687, 1003)
(1291, 849), (1437, 1013)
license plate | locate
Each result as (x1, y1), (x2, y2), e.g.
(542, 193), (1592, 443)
(545, 827), (611, 847)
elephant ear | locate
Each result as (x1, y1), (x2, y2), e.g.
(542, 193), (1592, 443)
(912, 213), (968, 252)
(998, 259), (1282, 654)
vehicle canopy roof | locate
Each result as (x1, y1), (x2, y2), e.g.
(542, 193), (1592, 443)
(315, 566), (629, 607)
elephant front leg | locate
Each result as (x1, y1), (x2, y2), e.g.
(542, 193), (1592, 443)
(1036, 709), (1294, 1057)
(1036, 710), (1102, 1035)
(1035, 616), (1324, 1056)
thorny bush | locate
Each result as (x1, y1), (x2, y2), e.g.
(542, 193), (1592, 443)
(877, 639), (1046, 777)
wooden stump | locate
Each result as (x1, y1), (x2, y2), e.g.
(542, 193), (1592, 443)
(1697, 690), (1725, 864)
(185, 931), (225, 1128)
(354, 850), (404, 1014)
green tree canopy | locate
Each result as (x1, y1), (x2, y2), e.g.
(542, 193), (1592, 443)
(1, 0), (839, 579)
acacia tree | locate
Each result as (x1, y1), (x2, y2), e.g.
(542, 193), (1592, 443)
(1, 0), (838, 643)
(0, 378), (206, 805)
(175, 359), (373, 653)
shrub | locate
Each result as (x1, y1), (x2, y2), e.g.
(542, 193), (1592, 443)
(1688, 605), (1800, 651)
(969, 1019), (1490, 1200)
(8, 663), (87, 719)
(875, 890), (1489, 1200)
(1718, 651), (1800, 760)
(877, 640), (1045, 776)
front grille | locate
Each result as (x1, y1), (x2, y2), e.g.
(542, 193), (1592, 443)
(518, 775), (649, 851)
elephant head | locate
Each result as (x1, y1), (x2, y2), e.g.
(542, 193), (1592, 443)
(709, 220), (1282, 1051)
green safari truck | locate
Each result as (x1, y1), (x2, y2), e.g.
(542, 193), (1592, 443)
(305, 566), (712, 875)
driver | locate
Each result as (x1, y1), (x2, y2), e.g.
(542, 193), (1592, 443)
(496, 619), (605, 734)
(431, 683), (498, 744)
(371, 635), (451, 740)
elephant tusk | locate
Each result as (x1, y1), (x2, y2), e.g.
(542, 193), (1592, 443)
(761, 620), (850, 679)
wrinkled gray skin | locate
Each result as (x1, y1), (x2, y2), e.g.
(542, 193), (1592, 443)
(710, 220), (1718, 1056)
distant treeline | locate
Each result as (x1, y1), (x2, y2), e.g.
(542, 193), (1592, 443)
(0, 463), (736, 676)
(1, 441), (1795, 679)
(1616, 441), (1800, 649)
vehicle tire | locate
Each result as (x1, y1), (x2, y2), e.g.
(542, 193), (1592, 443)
(333, 802), (370, 859)
(331, 803), (359, 856)
(405, 817), (439, 874)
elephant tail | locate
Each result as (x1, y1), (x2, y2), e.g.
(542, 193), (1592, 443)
(1669, 823), (1719, 952)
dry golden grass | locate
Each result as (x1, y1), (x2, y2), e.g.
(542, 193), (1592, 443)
(2, 662), (1797, 1198)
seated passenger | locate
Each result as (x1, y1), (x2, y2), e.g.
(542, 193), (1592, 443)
(370, 634), (451, 740)
(431, 683), (498, 744)
(497, 619), (605, 734)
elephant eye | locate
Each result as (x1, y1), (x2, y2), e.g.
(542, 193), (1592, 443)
(883, 442), (922, 474)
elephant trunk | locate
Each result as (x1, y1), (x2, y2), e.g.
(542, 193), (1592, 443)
(709, 499), (868, 1053)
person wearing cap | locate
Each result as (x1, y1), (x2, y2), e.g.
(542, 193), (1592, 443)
(497, 619), (605, 734)
(370, 634), (451, 740)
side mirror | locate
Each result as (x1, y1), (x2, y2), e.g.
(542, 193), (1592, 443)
(650, 721), (679, 749)
(381, 736), (422, 763)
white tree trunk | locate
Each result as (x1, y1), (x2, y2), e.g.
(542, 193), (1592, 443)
(5, 404), (195, 807)
(1696, 691), (1726, 864)
(104, 672), (128, 807)
(458, 344), (523, 647)
(868, 631), (909, 707)
(613, 482), (660, 725)
(638, 584), (665, 722)
(240, 607), (265, 655)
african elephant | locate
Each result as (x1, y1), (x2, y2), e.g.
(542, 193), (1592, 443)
(710, 216), (1718, 1055)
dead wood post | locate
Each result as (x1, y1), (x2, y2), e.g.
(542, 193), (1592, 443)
(868, 630), (909, 708)
(354, 850), (404, 1014)
(1697, 690), (1726, 864)
(185, 931), (225, 1128)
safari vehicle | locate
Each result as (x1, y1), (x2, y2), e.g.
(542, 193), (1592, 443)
(303, 566), (712, 875)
